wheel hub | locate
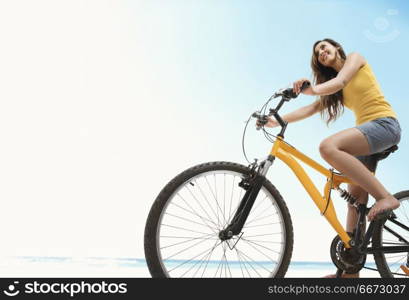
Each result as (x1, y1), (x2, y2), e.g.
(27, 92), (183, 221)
(218, 229), (233, 241)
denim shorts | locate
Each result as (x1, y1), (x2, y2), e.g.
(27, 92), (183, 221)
(355, 117), (402, 172)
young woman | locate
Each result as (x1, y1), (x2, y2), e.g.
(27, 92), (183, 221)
(260, 38), (402, 278)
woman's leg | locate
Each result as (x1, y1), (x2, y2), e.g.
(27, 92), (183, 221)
(346, 183), (368, 233)
(324, 184), (368, 278)
(319, 128), (400, 220)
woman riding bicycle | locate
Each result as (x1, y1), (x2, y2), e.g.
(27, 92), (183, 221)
(260, 38), (402, 278)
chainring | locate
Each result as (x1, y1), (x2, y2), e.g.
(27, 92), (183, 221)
(330, 235), (366, 274)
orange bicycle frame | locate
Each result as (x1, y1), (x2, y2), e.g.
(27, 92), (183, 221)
(270, 136), (355, 248)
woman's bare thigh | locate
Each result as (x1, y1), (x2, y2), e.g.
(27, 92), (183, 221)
(321, 128), (371, 156)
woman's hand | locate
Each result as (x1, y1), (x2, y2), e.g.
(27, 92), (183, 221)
(256, 117), (279, 128)
(293, 78), (311, 94)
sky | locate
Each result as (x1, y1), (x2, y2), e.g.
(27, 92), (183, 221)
(0, 0), (408, 266)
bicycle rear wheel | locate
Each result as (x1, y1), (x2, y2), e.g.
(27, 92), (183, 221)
(144, 161), (293, 278)
(372, 190), (409, 278)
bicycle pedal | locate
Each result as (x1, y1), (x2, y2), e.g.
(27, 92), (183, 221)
(400, 265), (409, 275)
(372, 210), (392, 221)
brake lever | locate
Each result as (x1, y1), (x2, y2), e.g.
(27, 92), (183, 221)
(253, 112), (268, 131)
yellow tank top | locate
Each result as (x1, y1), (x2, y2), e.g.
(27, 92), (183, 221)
(342, 63), (397, 125)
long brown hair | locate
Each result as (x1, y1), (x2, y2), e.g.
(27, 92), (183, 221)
(311, 38), (347, 125)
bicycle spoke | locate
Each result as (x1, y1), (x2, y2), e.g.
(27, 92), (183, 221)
(180, 251), (210, 278)
(246, 211), (279, 226)
(220, 243), (229, 278)
(399, 201), (409, 223)
(175, 192), (219, 229)
(215, 174), (219, 228)
(235, 248), (252, 277)
(240, 239), (283, 244)
(214, 174), (220, 228)
(381, 241), (407, 245)
(193, 178), (223, 228)
(245, 195), (272, 224)
(160, 232), (216, 250)
(185, 184), (220, 229)
(242, 237), (282, 254)
(164, 212), (218, 233)
(180, 239), (219, 277)
(226, 193), (269, 229)
(227, 187), (244, 225)
(241, 237), (281, 258)
(378, 197), (409, 278)
(220, 243), (227, 278)
(387, 255), (406, 266)
(161, 235), (212, 239)
(200, 240), (221, 277)
(168, 201), (217, 228)
(191, 181), (218, 228)
(234, 248), (266, 277)
(384, 254), (407, 259)
(234, 247), (245, 278)
(163, 232), (216, 261)
(220, 244), (226, 278)
(224, 174), (226, 228)
(214, 253), (224, 277)
(166, 240), (223, 273)
(245, 232), (283, 238)
(391, 256), (407, 274)
(243, 221), (282, 229)
(161, 224), (210, 236)
(205, 175), (228, 226)
(228, 176), (236, 227)
(191, 239), (219, 277)
(223, 243), (232, 278)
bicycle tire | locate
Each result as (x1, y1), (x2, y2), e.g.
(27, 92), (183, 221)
(144, 161), (294, 278)
(372, 190), (409, 278)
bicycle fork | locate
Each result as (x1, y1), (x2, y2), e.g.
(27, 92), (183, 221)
(219, 156), (275, 240)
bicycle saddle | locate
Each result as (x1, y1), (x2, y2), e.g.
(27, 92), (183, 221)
(330, 145), (399, 176)
(374, 144), (399, 161)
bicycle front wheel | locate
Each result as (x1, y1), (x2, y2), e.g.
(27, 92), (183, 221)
(372, 190), (409, 278)
(144, 161), (293, 278)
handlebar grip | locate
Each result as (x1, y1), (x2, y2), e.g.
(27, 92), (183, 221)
(284, 81), (311, 99)
(300, 81), (311, 91)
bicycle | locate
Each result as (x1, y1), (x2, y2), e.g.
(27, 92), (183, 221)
(144, 82), (409, 278)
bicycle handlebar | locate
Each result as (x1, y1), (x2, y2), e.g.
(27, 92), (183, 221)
(273, 81), (311, 99)
(254, 81), (310, 130)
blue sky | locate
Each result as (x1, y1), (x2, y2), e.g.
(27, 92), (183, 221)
(0, 0), (408, 265)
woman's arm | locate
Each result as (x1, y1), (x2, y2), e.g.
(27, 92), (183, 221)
(282, 99), (321, 122)
(263, 100), (321, 128)
(310, 52), (366, 96)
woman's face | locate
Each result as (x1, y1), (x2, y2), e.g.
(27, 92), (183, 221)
(314, 41), (339, 67)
